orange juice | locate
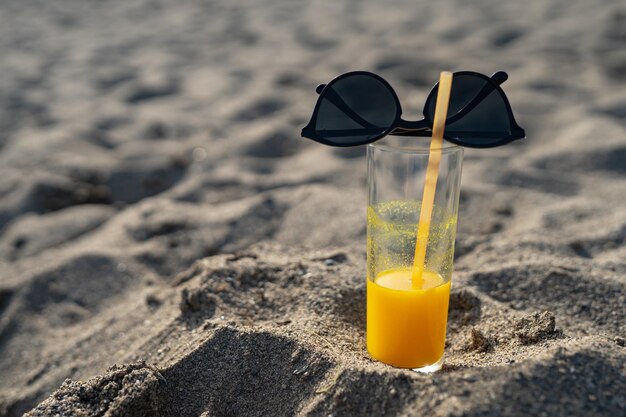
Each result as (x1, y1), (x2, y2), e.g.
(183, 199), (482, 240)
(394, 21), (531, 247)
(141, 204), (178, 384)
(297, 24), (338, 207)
(367, 268), (450, 369)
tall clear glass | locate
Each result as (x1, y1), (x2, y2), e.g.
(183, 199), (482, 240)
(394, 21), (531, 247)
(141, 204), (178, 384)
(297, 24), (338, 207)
(366, 136), (463, 372)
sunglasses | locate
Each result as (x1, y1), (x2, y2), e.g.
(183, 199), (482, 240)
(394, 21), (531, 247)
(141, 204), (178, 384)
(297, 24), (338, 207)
(301, 70), (525, 148)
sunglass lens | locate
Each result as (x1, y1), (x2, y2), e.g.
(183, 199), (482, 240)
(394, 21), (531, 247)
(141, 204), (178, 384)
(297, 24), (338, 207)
(426, 74), (516, 147)
(313, 74), (398, 146)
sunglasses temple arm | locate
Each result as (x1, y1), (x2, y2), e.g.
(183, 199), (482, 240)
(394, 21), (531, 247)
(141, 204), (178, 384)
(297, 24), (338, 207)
(446, 71), (508, 125)
(319, 87), (379, 129)
(491, 71), (508, 85)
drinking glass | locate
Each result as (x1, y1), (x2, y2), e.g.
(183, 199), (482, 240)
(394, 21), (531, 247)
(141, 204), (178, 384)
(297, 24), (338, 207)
(366, 136), (463, 372)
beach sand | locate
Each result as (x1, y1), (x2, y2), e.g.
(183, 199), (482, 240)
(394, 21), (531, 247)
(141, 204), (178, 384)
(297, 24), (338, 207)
(0, 0), (625, 415)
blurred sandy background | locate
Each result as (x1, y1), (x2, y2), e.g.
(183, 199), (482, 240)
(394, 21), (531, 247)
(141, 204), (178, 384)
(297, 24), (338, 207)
(0, 0), (625, 416)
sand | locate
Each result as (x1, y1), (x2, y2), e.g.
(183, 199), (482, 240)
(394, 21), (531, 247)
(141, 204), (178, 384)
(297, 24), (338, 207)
(0, 0), (625, 416)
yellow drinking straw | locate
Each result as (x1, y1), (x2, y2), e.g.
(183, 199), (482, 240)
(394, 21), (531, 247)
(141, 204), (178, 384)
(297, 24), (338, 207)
(411, 71), (453, 288)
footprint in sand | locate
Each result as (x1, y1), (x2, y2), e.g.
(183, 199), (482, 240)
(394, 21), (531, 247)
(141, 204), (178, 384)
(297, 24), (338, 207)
(594, 96), (626, 120)
(2, 255), (139, 337)
(0, 205), (115, 261)
(105, 157), (188, 204)
(233, 97), (288, 122)
(468, 264), (625, 334)
(125, 78), (180, 104)
(489, 26), (525, 47)
(495, 168), (580, 196)
(243, 129), (303, 158)
(533, 146), (626, 176)
(295, 24), (337, 50)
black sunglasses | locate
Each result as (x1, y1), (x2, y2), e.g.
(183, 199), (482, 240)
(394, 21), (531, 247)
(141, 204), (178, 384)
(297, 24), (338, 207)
(301, 70), (525, 148)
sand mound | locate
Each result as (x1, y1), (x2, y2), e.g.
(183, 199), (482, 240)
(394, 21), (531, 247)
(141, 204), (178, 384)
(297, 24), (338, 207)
(4, 247), (624, 416)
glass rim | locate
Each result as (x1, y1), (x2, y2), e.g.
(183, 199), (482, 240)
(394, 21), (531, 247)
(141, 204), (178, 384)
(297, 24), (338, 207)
(368, 137), (463, 155)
